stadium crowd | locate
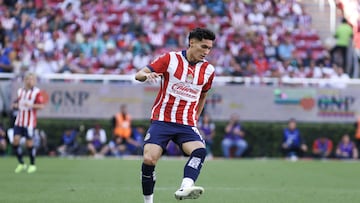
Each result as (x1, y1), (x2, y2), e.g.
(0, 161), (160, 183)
(0, 0), (351, 80)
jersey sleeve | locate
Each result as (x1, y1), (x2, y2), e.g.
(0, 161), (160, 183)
(34, 91), (44, 104)
(147, 53), (170, 73)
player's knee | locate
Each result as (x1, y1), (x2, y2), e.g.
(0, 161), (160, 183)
(191, 148), (207, 160)
(143, 153), (158, 166)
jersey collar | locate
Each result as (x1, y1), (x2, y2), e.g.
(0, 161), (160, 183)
(182, 50), (202, 66)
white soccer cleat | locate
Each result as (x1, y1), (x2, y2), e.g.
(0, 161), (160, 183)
(174, 186), (204, 200)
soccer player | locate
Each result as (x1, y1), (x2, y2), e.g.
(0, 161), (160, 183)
(135, 27), (216, 202)
(12, 72), (45, 173)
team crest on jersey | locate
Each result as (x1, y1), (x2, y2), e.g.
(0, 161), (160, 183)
(144, 132), (151, 141)
(186, 74), (194, 83)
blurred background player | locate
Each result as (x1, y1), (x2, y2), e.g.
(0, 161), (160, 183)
(281, 118), (308, 161)
(12, 72), (45, 173)
(85, 123), (107, 157)
(221, 113), (248, 158)
(57, 127), (80, 157)
(312, 136), (333, 159)
(135, 27), (216, 202)
(336, 134), (358, 160)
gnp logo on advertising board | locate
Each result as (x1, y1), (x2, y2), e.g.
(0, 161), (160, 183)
(49, 90), (90, 114)
(274, 88), (356, 118)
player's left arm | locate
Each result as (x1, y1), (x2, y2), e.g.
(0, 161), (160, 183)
(196, 71), (215, 120)
(196, 92), (208, 120)
(31, 92), (45, 110)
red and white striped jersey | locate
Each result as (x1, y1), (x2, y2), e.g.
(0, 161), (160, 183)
(148, 50), (215, 126)
(14, 87), (44, 129)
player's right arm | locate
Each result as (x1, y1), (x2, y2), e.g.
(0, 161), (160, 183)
(135, 53), (170, 82)
(135, 67), (161, 82)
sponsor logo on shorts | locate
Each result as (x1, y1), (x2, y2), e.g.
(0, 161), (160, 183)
(188, 157), (201, 170)
(144, 132), (151, 141)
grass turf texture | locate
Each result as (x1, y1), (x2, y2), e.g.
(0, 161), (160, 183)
(0, 157), (359, 203)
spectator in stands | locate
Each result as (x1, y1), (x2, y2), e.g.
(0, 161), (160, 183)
(281, 118), (308, 160)
(277, 34), (296, 61)
(98, 43), (120, 74)
(221, 113), (248, 158)
(198, 114), (216, 157)
(336, 134), (358, 159)
(148, 24), (165, 51)
(306, 59), (323, 78)
(64, 33), (81, 56)
(0, 0), (331, 79)
(79, 33), (93, 58)
(253, 51), (270, 77)
(0, 122), (6, 156)
(207, 0), (226, 16)
(20, 0), (37, 17)
(164, 31), (179, 48)
(228, 3), (246, 30)
(312, 137), (333, 159)
(1, 9), (17, 37)
(330, 18), (353, 69)
(330, 65), (350, 88)
(57, 127), (80, 157)
(264, 38), (278, 61)
(85, 123), (107, 157)
(0, 39), (13, 72)
(61, 2), (81, 24)
(32, 51), (60, 75)
(132, 33), (151, 56)
(248, 7), (266, 33)
(48, 14), (66, 32)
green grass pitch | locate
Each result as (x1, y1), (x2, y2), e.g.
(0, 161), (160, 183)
(1, 157), (359, 203)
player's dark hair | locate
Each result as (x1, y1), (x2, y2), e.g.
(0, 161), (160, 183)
(188, 27), (216, 42)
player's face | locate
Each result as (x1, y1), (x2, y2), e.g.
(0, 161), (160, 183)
(288, 121), (296, 130)
(189, 39), (213, 62)
(24, 75), (36, 88)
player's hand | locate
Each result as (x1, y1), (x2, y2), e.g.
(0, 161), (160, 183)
(146, 73), (162, 83)
(12, 103), (19, 109)
(24, 102), (32, 108)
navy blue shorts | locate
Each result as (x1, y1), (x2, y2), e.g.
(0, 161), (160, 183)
(144, 121), (204, 152)
(13, 126), (34, 140)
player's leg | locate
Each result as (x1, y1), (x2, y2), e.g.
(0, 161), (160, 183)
(26, 128), (37, 173)
(13, 126), (26, 173)
(175, 139), (207, 200)
(142, 143), (163, 203)
(141, 121), (174, 203)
